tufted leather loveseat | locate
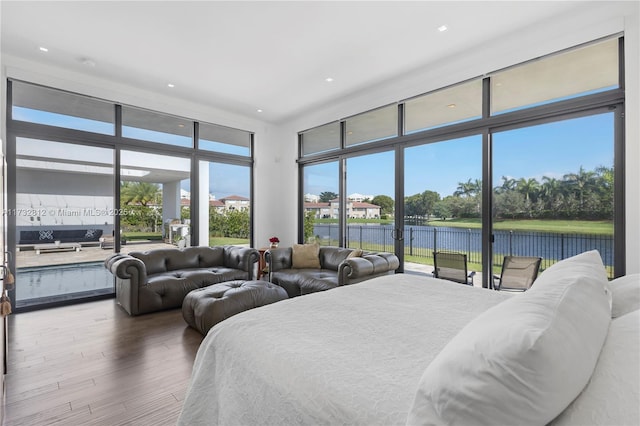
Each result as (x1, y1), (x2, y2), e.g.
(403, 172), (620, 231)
(105, 245), (259, 315)
(265, 245), (399, 298)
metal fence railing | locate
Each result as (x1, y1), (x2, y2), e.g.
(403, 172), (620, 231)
(313, 224), (614, 276)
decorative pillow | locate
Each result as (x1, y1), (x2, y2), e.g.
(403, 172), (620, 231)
(39, 230), (54, 240)
(291, 243), (320, 269)
(549, 309), (640, 426)
(347, 249), (363, 258)
(608, 273), (640, 318)
(406, 250), (611, 426)
(85, 229), (97, 238)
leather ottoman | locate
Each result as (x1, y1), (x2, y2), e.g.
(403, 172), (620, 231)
(182, 280), (288, 335)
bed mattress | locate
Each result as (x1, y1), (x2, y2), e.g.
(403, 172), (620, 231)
(178, 274), (513, 425)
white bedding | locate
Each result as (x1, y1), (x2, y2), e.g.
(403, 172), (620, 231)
(178, 274), (513, 426)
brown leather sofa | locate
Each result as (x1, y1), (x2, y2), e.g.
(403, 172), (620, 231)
(105, 245), (259, 315)
(265, 245), (399, 298)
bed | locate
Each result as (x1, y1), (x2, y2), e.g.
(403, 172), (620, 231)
(178, 250), (640, 426)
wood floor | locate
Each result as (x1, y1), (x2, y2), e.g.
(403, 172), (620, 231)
(2, 299), (204, 425)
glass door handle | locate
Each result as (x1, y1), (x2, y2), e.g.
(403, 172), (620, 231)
(392, 228), (404, 241)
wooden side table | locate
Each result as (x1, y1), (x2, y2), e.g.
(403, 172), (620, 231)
(258, 247), (269, 279)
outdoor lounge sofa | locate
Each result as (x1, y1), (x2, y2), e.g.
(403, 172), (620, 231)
(105, 245), (259, 315)
(18, 228), (103, 250)
(265, 244), (400, 297)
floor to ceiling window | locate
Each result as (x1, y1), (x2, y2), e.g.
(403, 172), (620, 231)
(345, 151), (395, 252)
(14, 139), (115, 309)
(404, 135), (483, 278)
(6, 80), (254, 312)
(120, 150), (191, 247)
(302, 161), (340, 246)
(198, 160), (251, 247)
(299, 36), (624, 283)
(492, 112), (616, 277)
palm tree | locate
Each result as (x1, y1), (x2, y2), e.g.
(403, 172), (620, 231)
(516, 177), (540, 203)
(455, 178), (481, 198)
(495, 176), (517, 194)
(121, 182), (161, 207)
(563, 166), (596, 208)
(541, 176), (561, 198)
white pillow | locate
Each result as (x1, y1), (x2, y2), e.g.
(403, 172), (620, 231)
(549, 309), (640, 425)
(406, 250), (611, 426)
(608, 273), (640, 318)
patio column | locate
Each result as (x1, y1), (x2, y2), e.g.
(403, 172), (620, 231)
(162, 181), (181, 226)
(198, 164), (210, 246)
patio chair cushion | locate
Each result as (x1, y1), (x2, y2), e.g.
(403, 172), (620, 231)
(20, 229), (104, 244)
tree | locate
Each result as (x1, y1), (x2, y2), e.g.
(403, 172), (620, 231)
(371, 195), (394, 216)
(454, 178), (481, 198)
(405, 193), (425, 217)
(405, 190), (440, 218)
(516, 177), (540, 203)
(540, 176), (562, 199)
(319, 191), (338, 202)
(495, 176), (517, 194)
(421, 190), (440, 217)
(121, 182), (161, 207)
(494, 191), (526, 219)
(303, 210), (316, 242)
(564, 166), (596, 208)
(433, 200), (451, 220)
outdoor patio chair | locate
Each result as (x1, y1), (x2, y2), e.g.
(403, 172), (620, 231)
(432, 251), (475, 285)
(493, 255), (542, 291)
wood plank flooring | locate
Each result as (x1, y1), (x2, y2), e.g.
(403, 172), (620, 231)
(3, 299), (204, 425)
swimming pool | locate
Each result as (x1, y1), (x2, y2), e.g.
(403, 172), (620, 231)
(16, 261), (113, 308)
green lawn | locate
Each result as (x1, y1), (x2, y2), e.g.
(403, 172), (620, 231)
(315, 217), (613, 235)
(121, 232), (248, 247)
(209, 237), (250, 246)
(433, 218), (613, 235)
(121, 231), (163, 241)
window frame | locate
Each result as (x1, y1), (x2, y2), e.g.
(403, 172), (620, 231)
(298, 36), (626, 284)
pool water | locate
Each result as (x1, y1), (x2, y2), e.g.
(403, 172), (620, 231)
(16, 262), (113, 308)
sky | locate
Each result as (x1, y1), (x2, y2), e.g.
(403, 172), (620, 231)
(306, 111), (614, 200)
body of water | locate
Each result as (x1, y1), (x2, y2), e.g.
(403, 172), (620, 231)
(16, 261), (113, 308)
(314, 224), (613, 270)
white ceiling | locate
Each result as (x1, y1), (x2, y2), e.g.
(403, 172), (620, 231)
(1, 1), (596, 124)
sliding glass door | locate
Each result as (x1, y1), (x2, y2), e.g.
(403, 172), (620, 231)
(492, 112), (615, 278)
(403, 136), (483, 280)
(345, 151), (396, 252)
(14, 138), (115, 309)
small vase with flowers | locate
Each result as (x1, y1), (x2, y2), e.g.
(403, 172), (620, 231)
(269, 236), (280, 249)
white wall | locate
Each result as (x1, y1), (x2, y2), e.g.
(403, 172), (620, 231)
(624, 9), (640, 273)
(264, 1), (640, 273)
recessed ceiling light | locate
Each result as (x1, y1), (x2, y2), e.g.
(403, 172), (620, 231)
(39, 46), (49, 52)
(438, 25), (448, 32)
(167, 83), (175, 88)
(325, 77), (334, 82)
(257, 109), (263, 113)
